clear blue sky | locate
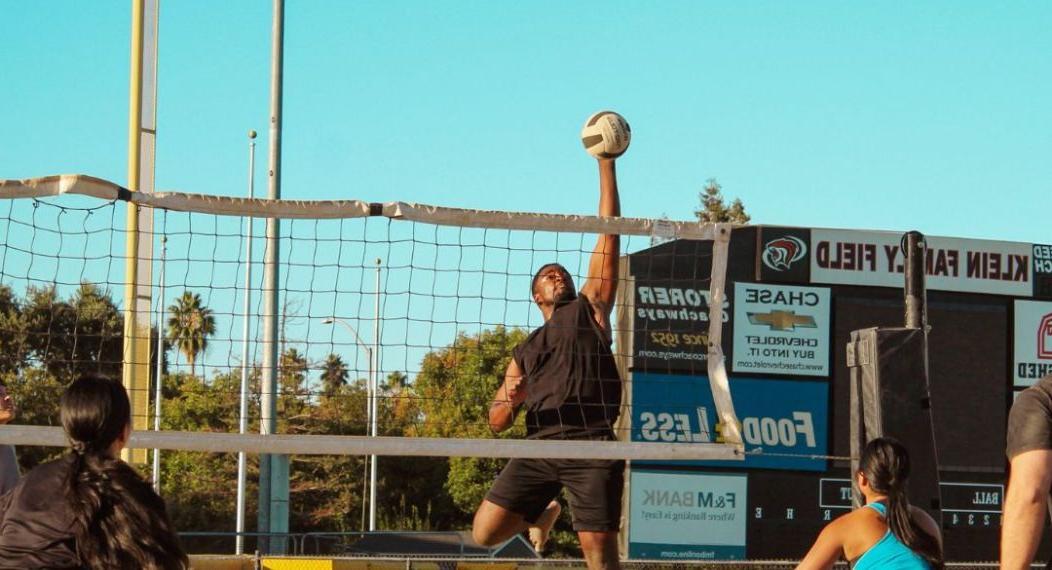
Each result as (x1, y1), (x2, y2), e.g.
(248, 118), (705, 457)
(1, 2), (1050, 382)
(3, 1), (1050, 243)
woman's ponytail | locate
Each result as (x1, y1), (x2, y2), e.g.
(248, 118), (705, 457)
(61, 374), (189, 570)
(860, 438), (943, 569)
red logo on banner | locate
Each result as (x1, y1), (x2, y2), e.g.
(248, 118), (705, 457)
(1039, 313), (1052, 359)
(762, 237), (807, 271)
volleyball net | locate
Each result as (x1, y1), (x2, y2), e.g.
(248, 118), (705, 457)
(0, 174), (742, 462)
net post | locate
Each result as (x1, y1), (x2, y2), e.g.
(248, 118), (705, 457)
(706, 223), (743, 446)
(903, 230), (927, 329)
(259, 0), (287, 551)
(121, 0), (157, 465)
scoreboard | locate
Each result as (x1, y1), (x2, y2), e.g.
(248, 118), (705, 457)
(621, 226), (1052, 561)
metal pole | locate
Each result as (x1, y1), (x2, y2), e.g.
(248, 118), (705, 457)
(121, 0), (144, 465)
(364, 346), (372, 532)
(151, 236), (166, 493)
(259, 0), (285, 550)
(369, 258), (381, 531)
(236, 130), (256, 555)
(321, 317), (371, 532)
(903, 231), (927, 329)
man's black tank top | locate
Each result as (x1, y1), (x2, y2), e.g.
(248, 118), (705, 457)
(512, 295), (622, 440)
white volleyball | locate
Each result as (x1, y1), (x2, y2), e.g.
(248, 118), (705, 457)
(580, 111), (631, 159)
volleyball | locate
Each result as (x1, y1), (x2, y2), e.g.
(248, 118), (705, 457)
(580, 111), (631, 159)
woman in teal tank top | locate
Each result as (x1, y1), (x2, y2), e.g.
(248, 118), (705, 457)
(797, 438), (943, 569)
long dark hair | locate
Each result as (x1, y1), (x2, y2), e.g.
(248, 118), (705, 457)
(61, 373), (189, 570)
(860, 437), (943, 569)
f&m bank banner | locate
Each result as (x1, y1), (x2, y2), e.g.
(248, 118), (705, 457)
(629, 470), (747, 560)
(631, 373), (829, 471)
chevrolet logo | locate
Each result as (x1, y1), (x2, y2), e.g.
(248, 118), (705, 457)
(748, 310), (817, 331)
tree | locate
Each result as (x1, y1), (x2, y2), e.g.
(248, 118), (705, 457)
(0, 285), (26, 375)
(279, 347), (310, 421)
(21, 282), (123, 382)
(411, 327), (528, 520)
(166, 291), (215, 377)
(158, 370), (256, 542)
(694, 178), (751, 224)
(320, 353), (349, 398)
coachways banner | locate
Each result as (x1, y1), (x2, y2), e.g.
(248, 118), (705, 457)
(1014, 300), (1052, 387)
(631, 279), (730, 373)
(631, 373), (829, 471)
(629, 469), (747, 560)
(732, 282), (831, 377)
(628, 231), (757, 374)
(810, 229), (1034, 297)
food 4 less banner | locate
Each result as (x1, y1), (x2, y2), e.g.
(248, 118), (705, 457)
(631, 373), (829, 471)
(811, 229), (1033, 297)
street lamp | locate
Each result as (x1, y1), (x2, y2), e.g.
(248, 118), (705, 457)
(322, 316), (376, 531)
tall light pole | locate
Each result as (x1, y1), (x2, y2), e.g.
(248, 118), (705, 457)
(259, 0), (286, 551)
(235, 129), (256, 555)
(370, 258), (381, 531)
(322, 317), (373, 531)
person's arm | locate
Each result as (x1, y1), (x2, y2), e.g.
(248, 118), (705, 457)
(579, 159), (620, 333)
(0, 386), (14, 425)
(1001, 449), (1052, 569)
(796, 517), (844, 570)
(488, 359), (527, 433)
(909, 506), (943, 548)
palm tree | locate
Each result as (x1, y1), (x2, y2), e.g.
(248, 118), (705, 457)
(320, 353), (349, 397)
(166, 291), (216, 377)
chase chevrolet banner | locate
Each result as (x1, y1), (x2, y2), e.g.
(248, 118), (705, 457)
(732, 282), (831, 376)
(629, 469), (747, 560)
(1014, 300), (1052, 387)
(631, 373), (829, 471)
(811, 229), (1033, 297)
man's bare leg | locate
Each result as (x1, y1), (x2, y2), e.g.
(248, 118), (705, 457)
(527, 500), (561, 553)
(472, 499), (530, 547)
(579, 530), (620, 570)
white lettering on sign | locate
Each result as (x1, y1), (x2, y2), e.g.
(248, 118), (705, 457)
(638, 409), (713, 443)
(635, 286), (731, 323)
(741, 412), (816, 448)
(1035, 244), (1052, 274)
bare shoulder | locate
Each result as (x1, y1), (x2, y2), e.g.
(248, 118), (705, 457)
(823, 506), (867, 537)
(839, 505), (891, 560)
(910, 506), (942, 545)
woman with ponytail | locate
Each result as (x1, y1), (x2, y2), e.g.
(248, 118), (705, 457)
(0, 373), (188, 569)
(798, 437), (943, 570)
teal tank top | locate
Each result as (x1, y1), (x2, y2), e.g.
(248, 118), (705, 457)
(853, 502), (933, 570)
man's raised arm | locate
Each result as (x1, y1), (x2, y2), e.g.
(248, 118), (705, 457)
(580, 158), (621, 332)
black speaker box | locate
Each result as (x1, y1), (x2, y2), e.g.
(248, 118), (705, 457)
(847, 327), (942, 522)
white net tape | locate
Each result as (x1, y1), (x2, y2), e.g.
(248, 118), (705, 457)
(0, 174), (743, 462)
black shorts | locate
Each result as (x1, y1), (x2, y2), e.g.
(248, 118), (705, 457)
(485, 458), (625, 532)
